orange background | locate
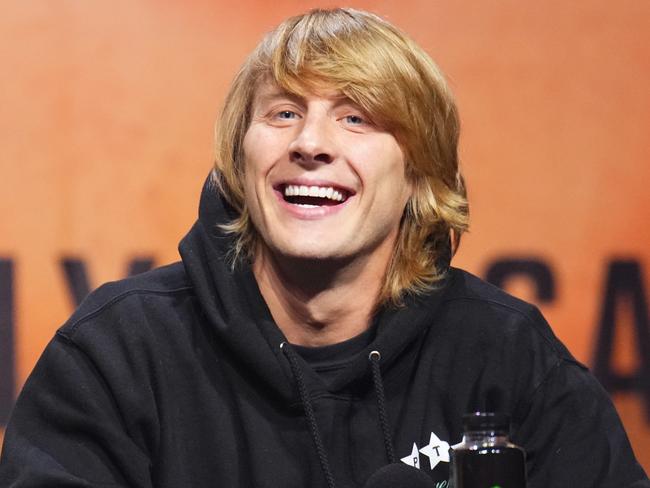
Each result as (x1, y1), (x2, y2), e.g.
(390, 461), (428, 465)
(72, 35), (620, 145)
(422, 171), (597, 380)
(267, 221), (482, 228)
(1, 0), (649, 474)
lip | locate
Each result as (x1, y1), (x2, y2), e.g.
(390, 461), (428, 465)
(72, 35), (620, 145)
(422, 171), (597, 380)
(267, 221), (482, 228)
(272, 178), (356, 220)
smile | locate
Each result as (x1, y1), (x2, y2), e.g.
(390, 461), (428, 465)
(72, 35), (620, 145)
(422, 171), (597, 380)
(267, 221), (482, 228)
(280, 184), (351, 207)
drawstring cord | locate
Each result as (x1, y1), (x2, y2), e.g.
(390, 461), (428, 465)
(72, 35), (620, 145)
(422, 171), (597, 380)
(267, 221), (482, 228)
(280, 343), (396, 488)
(281, 342), (337, 488)
(368, 350), (396, 464)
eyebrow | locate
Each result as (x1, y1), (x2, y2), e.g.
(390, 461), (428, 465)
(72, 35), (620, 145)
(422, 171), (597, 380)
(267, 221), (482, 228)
(255, 88), (302, 106)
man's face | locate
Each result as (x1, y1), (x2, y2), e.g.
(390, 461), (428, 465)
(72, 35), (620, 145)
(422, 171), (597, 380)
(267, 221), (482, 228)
(242, 81), (412, 266)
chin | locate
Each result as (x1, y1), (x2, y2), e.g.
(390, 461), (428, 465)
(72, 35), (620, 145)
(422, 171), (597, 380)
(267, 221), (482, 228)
(271, 240), (353, 263)
(278, 247), (341, 261)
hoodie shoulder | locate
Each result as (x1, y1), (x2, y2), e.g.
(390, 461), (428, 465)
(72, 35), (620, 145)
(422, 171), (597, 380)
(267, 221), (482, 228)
(58, 261), (194, 339)
(446, 267), (537, 312)
(442, 267), (579, 364)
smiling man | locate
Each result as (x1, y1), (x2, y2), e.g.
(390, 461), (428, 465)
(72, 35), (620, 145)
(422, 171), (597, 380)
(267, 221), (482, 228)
(243, 82), (413, 346)
(0, 8), (648, 488)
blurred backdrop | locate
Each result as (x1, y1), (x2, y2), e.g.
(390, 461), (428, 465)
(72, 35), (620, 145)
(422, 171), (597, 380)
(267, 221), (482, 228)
(1, 0), (649, 473)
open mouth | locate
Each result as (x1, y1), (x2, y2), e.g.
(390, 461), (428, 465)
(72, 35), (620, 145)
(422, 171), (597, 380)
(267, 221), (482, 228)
(278, 184), (352, 208)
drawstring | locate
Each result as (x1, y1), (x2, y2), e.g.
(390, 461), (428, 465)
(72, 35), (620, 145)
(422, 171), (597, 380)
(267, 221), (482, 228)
(368, 350), (396, 464)
(280, 343), (396, 488)
(281, 342), (337, 488)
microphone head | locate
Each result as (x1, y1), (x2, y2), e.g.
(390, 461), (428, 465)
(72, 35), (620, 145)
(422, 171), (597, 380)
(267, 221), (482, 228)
(363, 463), (435, 488)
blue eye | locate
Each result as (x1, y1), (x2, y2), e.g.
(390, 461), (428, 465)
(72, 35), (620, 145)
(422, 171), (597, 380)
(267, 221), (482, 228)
(345, 115), (364, 125)
(277, 111), (297, 119)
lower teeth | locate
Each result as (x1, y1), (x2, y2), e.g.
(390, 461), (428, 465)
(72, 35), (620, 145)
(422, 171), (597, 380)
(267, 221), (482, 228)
(295, 203), (319, 208)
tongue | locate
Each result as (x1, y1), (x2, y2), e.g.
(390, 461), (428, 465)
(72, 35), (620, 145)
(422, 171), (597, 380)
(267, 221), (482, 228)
(286, 195), (342, 206)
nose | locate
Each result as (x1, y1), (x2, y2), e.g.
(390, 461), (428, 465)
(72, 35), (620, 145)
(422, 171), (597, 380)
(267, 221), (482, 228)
(288, 112), (335, 165)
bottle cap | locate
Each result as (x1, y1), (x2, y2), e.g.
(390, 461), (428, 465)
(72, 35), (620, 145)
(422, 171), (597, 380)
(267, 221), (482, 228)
(462, 412), (510, 432)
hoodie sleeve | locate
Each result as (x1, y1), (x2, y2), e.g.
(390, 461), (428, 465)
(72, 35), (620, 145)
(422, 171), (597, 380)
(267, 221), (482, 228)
(0, 334), (154, 487)
(513, 356), (649, 488)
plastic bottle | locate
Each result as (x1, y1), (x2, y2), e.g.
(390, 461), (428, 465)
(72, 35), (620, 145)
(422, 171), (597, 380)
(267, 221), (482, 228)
(450, 412), (526, 488)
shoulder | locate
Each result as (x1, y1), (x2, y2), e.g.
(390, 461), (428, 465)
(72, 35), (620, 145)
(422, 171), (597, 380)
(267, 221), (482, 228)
(58, 261), (195, 341)
(438, 267), (579, 365)
(444, 266), (537, 314)
(425, 268), (592, 424)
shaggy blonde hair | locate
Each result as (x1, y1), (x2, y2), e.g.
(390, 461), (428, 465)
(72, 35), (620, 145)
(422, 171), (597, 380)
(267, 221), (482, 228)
(214, 8), (469, 305)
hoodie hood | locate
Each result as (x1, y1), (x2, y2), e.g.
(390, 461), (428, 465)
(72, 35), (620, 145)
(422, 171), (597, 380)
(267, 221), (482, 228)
(178, 173), (452, 404)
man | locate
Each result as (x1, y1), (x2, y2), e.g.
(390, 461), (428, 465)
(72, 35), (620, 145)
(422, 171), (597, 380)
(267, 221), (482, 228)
(0, 8), (647, 488)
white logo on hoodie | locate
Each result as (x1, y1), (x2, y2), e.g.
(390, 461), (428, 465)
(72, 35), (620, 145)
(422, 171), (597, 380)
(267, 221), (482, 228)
(400, 432), (450, 470)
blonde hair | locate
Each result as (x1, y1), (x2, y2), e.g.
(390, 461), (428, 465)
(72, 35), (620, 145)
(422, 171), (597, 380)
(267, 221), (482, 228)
(214, 8), (469, 305)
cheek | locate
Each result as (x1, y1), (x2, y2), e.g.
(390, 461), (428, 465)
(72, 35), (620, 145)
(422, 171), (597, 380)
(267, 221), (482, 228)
(382, 142), (411, 202)
(242, 136), (268, 194)
(242, 131), (259, 176)
(375, 142), (411, 218)
(357, 138), (410, 195)
(242, 127), (284, 185)
(240, 154), (256, 200)
(241, 140), (262, 217)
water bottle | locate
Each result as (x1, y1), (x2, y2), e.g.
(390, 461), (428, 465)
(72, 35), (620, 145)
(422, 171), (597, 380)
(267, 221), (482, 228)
(450, 412), (526, 488)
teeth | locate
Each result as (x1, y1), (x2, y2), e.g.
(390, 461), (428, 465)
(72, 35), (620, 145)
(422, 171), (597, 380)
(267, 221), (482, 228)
(283, 184), (346, 202)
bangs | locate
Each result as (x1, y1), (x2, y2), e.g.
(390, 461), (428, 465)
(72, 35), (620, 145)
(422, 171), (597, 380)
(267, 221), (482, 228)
(252, 9), (417, 138)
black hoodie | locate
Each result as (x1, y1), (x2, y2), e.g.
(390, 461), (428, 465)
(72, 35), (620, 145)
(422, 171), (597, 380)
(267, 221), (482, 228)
(1, 175), (648, 488)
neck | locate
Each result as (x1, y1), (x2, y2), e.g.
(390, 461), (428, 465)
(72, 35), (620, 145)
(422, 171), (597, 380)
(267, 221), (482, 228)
(253, 248), (391, 347)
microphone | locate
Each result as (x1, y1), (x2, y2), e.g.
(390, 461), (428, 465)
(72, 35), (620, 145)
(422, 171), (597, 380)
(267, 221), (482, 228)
(363, 463), (435, 487)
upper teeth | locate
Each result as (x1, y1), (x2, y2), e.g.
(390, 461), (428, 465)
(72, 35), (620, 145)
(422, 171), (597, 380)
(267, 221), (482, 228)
(284, 185), (345, 202)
